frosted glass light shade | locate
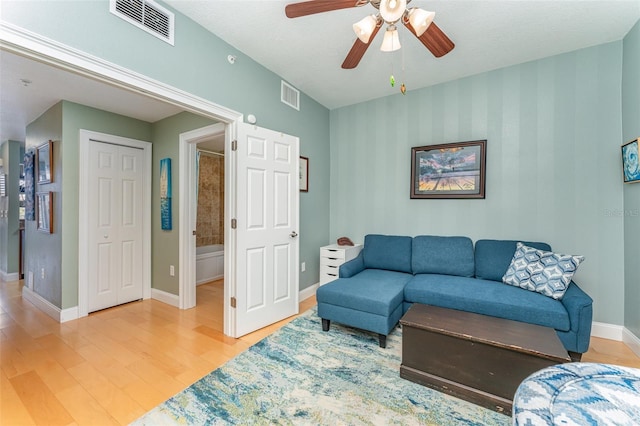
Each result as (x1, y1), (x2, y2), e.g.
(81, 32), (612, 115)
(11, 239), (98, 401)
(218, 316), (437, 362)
(380, 27), (401, 52)
(353, 15), (377, 43)
(408, 8), (435, 37)
(379, 0), (407, 23)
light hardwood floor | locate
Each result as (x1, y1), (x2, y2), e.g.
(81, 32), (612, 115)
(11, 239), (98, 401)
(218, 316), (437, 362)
(1, 279), (639, 425)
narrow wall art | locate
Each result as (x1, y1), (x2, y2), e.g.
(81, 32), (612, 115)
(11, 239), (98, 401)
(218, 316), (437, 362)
(23, 149), (35, 221)
(160, 158), (172, 230)
(622, 137), (640, 183)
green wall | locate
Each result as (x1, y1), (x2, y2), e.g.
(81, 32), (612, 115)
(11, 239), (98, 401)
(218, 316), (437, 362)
(2, 0), (331, 292)
(0, 140), (22, 277)
(330, 42), (625, 326)
(25, 102), (63, 306)
(623, 20), (640, 338)
(151, 112), (217, 295)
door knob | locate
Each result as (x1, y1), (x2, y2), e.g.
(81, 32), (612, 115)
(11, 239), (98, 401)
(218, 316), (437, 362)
(290, 231), (298, 238)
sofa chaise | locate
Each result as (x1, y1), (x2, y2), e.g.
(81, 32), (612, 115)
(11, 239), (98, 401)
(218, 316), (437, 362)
(316, 234), (592, 361)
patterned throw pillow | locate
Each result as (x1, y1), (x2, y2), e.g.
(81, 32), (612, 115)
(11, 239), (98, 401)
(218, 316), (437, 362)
(502, 242), (585, 300)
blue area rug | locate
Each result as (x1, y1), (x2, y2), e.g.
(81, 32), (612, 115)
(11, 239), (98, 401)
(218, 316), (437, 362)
(132, 309), (509, 425)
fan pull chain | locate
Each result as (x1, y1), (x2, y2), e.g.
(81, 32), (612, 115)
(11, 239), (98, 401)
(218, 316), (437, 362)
(400, 31), (406, 95)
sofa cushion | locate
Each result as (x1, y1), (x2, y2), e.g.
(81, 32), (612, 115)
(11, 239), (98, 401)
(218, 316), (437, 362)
(412, 235), (475, 277)
(502, 242), (585, 300)
(362, 234), (413, 273)
(404, 274), (570, 331)
(316, 269), (413, 316)
(475, 239), (551, 282)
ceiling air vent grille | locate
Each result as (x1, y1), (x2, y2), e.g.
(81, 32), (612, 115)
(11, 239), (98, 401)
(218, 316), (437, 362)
(111, 0), (174, 45)
(281, 81), (300, 111)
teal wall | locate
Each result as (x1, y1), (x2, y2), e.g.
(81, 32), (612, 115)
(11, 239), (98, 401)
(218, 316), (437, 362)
(2, 0), (331, 291)
(0, 140), (22, 276)
(330, 42), (625, 325)
(151, 112), (217, 295)
(25, 103), (63, 306)
(623, 20), (640, 338)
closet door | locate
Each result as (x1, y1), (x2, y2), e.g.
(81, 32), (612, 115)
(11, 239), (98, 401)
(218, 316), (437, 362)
(87, 140), (144, 312)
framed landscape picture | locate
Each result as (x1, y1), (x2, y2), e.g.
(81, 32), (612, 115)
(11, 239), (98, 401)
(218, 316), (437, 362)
(411, 140), (487, 199)
(621, 137), (640, 184)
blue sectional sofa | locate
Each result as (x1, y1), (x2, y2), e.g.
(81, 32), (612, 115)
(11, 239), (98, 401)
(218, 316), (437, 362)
(316, 234), (593, 361)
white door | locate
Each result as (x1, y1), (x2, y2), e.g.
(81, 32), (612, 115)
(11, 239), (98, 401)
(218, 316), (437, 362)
(87, 141), (145, 313)
(234, 123), (299, 336)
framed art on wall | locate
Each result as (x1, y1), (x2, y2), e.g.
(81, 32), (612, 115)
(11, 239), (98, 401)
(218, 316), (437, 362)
(411, 140), (487, 199)
(300, 156), (309, 192)
(36, 140), (53, 184)
(622, 137), (640, 183)
(36, 191), (53, 233)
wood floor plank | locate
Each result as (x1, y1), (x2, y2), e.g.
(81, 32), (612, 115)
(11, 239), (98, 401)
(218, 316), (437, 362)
(1, 370), (36, 426)
(55, 385), (119, 426)
(9, 370), (74, 426)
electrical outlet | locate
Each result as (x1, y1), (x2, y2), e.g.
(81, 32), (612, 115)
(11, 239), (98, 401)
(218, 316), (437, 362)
(170, 265), (175, 276)
(301, 262), (306, 272)
(41, 268), (45, 279)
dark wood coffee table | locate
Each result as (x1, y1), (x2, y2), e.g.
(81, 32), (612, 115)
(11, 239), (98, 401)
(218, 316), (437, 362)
(399, 304), (571, 416)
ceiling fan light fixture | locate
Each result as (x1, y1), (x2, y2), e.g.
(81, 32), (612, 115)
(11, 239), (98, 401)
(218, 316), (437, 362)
(353, 14), (378, 43)
(408, 8), (435, 37)
(380, 25), (401, 52)
(379, 0), (407, 23)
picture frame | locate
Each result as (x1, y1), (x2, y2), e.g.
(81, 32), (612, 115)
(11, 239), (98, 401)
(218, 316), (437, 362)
(36, 191), (53, 233)
(160, 158), (172, 230)
(36, 140), (53, 184)
(621, 137), (640, 184)
(411, 140), (487, 199)
(24, 150), (35, 221)
(300, 156), (309, 192)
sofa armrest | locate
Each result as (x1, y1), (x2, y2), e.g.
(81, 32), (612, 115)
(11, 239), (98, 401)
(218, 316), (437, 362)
(561, 281), (594, 353)
(339, 254), (365, 278)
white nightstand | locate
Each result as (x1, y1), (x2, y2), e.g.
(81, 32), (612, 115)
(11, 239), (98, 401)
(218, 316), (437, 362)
(319, 243), (363, 285)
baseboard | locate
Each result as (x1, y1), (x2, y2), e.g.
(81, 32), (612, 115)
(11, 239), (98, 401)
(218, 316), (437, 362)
(591, 321), (624, 341)
(0, 270), (19, 282)
(299, 282), (318, 303)
(622, 327), (640, 358)
(151, 288), (180, 307)
(22, 286), (78, 323)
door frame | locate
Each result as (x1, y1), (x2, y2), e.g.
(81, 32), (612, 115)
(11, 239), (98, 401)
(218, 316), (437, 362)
(78, 130), (152, 317)
(178, 123), (236, 336)
(1, 21), (243, 321)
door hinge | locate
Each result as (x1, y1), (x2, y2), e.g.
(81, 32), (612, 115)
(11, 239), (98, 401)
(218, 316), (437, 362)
(230, 297), (236, 308)
(231, 218), (237, 229)
(232, 140), (237, 151)
(192, 230), (196, 236)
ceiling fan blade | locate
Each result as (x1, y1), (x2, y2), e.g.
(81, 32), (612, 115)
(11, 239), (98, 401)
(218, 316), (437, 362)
(404, 21), (455, 58)
(285, 0), (360, 18)
(341, 25), (381, 69)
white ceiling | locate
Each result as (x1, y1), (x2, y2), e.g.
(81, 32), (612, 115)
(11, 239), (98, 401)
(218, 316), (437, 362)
(1, 1), (639, 143)
(165, 0), (640, 109)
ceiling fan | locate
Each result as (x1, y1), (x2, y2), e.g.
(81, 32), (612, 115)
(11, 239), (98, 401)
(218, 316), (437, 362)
(285, 0), (455, 69)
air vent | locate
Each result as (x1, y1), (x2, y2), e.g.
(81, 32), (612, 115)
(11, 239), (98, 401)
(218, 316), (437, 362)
(110, 0), (174, 45)
(281, 81), (300, 111)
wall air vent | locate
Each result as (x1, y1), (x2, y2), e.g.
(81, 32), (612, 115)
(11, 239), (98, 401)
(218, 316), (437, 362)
(110, 0), (174, 45)
(281, 81), (300, 111)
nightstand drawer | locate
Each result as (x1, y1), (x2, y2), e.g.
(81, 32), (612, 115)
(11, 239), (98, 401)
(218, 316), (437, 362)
(320, 247), (346, 260)
(321, 264), (340, 276)
(320, 256), (344, 267)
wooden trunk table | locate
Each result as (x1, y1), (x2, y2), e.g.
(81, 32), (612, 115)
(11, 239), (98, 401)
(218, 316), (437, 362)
(399, 304), (571, 416)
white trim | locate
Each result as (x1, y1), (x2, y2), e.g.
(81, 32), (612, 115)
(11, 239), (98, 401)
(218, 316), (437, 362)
(623, 327), (640, 358)
(178, 123), (225, 311)
(0, 21), (239, 120)
(1, 21), (242, 334)
(151, 288), (180, 307)
(0, 270), (19, 282)
(299, 282), (318, 302)
(22, 286), (78, 323)
(78, 130), (152, 318)
(591, 321), (624, 341)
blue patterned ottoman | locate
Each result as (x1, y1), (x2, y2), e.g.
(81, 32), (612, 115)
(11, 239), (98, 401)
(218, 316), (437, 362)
(513, 363), (640, 425)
